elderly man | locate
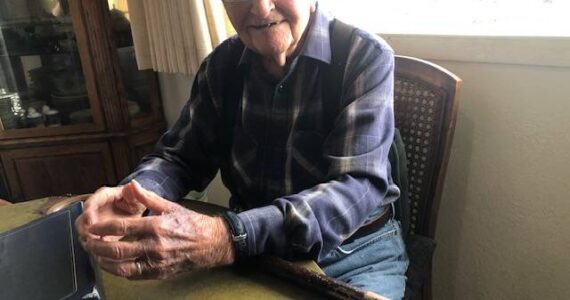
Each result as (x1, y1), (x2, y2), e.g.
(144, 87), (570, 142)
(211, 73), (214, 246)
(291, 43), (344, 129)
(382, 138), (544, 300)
(76, 0), (408, 298)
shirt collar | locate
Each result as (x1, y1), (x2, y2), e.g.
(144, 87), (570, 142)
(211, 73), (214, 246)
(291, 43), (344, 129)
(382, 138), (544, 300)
(238, 4), (332, 66)
(298, 4), (332, 64)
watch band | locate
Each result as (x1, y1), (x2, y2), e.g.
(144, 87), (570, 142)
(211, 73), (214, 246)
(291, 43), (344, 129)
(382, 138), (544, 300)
(221, 210), (248, 262)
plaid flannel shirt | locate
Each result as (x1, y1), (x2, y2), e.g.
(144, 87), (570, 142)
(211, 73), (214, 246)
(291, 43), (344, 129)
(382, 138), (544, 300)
(124, 7), (400, 261)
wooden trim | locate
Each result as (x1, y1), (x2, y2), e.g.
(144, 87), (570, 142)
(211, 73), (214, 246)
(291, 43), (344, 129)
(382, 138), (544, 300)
(0, 123), (101, 140)
(108, 138), (132, 182)
(384, 34), (570, 68)
(75, 0), (129, 131)
(0, 132), (126, 149)
(258, 255), (388, 300)
(428, 76), (461, 239)
(1, 142), (117, 201)
(68, 0), (107, 130)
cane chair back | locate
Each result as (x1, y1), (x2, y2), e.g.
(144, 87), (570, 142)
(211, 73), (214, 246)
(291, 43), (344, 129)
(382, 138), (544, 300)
(394, 55), (461, 300)
(394, 55), (461, 238)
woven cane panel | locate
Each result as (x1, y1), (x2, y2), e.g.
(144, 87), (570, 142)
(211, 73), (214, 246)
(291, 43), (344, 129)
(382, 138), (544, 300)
(394, 77), (445, 235)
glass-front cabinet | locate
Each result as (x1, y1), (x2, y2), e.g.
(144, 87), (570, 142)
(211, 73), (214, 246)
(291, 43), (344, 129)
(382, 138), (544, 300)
(0, 0), (165, 202)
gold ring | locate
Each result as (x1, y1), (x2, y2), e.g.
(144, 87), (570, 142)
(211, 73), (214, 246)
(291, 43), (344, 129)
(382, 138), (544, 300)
(135, 260), (143, 275)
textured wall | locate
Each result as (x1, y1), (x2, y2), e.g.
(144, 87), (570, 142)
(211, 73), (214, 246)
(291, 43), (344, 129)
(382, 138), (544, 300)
(430, 60), (570, 299)
(158, 72), (193, 125)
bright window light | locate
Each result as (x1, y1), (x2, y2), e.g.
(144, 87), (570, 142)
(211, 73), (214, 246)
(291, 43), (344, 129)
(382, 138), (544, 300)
(322, 0), (570, 36)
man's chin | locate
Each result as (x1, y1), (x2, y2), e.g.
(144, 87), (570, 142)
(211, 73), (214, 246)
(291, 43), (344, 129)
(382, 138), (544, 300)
(255, 44), (292, 61)
(249, 35), (293, 57)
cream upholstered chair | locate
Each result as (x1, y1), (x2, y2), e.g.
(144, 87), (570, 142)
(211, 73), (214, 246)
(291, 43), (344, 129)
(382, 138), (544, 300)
(393, 55), (461, 300)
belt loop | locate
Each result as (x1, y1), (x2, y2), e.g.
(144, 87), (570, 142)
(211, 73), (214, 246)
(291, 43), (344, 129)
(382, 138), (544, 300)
(390, 202), (396, 220)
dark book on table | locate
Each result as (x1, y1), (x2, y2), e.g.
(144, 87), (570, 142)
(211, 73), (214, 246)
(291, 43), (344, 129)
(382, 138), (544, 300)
(0, 201), (103, 299)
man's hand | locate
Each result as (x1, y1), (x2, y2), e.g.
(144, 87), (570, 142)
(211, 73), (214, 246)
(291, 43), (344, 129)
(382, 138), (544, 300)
(84, 181), (235, 280)
(76, 181), (148, 243)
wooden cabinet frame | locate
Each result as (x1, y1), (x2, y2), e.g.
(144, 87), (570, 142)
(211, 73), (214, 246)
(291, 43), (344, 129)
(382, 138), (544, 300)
(0, 0), (166, 202)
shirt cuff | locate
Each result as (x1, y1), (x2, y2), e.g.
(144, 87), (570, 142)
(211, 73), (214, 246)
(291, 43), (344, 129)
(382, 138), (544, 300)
(237, 205), (286, 257)
(120, 170), (181, 201)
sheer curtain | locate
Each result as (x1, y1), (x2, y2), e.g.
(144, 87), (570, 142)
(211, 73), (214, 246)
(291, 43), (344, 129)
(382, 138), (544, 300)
(126, 0), (234, 74)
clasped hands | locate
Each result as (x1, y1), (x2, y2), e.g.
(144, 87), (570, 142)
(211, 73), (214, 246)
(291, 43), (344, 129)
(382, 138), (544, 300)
(75, 181), (235, 280)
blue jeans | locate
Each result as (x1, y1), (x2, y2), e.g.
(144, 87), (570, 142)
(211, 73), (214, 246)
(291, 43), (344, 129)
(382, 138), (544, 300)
(319, 218), (409, 300)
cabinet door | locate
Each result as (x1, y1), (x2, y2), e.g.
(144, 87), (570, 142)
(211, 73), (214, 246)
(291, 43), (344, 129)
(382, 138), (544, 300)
(0, 0), (108, 139)
(1, 142), (116, 202)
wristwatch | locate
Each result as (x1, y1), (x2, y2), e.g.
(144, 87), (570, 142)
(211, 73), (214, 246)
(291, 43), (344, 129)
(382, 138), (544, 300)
(221, 210), (248, 262)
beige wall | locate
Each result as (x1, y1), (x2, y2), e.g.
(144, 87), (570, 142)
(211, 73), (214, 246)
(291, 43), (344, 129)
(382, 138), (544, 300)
(430, 60), (570, 299)
(158, 72), (192, 126)
(158, 36), (570, 298)
(387, 35), (570, 299)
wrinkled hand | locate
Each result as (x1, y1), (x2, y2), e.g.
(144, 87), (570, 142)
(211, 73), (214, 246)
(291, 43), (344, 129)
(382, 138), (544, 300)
(84, 181), (235, 280)
(76, 181), (148, 243)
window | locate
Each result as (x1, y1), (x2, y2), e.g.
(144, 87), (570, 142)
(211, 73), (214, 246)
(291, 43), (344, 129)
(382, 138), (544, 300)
(323, 0), (570, 36)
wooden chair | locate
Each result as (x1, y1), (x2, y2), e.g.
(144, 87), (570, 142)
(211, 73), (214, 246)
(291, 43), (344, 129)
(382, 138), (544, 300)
(393, 55), (461, 300)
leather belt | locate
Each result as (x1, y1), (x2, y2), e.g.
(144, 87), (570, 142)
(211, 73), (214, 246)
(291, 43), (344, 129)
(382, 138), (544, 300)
(342, 206), (393, 245)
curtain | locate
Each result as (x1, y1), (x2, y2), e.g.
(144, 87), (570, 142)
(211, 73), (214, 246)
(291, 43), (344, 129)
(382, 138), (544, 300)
(126, 0), (234, 74)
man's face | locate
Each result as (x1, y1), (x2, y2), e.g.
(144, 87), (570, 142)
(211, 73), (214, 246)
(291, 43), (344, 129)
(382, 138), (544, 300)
(224, 0), (316, 61)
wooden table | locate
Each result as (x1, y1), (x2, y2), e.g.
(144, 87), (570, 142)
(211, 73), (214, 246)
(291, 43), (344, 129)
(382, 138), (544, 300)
(0, 198), (328, 300)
